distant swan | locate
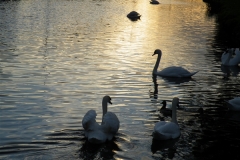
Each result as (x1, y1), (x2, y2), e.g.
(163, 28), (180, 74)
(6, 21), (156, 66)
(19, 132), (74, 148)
(82, 95), (120, 144)
(127, 11), (141, 21)
(152, 49), (198, 77)
(150, 0), (160, 4)
(153, 97), (181, 140)
(226, 97), (240, 111)
(221, 48), (240, 66)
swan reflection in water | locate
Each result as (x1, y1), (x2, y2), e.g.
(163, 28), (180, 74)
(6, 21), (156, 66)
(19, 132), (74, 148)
(79, 138), (121, 160)
(151, 137), (179, 159)
(149, 75), (158, 100)
(221, 64), (240, 77)
(150, 75), (194, 101)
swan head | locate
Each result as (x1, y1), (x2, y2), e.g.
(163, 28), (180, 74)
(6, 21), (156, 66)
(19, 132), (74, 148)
(103, 95), (112, 104)
(152, 49), (162, 56)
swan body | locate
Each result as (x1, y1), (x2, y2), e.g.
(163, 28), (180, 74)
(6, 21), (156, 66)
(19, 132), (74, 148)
(152, 49), (198, 77)
(82, 96), (120, 144)
(226, 97), (240, 111)
(221, 48), (240, 66)
(127, 11), (141, 20)
(153, 97), (181, 140)
(150, 0), (160, 4)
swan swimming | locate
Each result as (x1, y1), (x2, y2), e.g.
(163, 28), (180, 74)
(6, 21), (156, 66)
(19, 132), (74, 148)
(82, 95), (120, 144)
(152, 49), (198, 77)
(225, 97), (240, 111)
(221, 48), (240, 66)
(127, 11), (141, 21)
(153, 97), (181, 140)
(150, 0), (160, 4)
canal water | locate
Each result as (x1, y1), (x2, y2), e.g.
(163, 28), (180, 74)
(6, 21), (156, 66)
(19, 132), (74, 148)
(0, 0), (240, 159)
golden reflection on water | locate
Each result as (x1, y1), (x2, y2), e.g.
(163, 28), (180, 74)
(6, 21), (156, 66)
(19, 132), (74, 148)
(2, 0), (234, 159)
(108, 0), (214, 74)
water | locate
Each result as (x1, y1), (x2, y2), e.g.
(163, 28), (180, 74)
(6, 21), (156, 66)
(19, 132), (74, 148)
(0, 0), (240, 159)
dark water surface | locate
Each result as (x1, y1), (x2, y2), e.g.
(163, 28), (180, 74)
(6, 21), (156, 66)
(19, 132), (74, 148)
(0, 0), (240, 159)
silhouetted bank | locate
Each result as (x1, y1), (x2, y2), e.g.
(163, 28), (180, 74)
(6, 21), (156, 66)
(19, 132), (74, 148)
(203, 0), (240, 46)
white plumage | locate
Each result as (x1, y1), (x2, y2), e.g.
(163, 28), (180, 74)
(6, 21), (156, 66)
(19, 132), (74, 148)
(152, 49), (198, 78)
(82, 96), (119, 144)
(153, 97), (181, 140)
(221, 48), (240, 66)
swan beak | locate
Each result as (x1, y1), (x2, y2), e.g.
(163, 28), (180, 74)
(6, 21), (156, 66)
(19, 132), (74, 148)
(152, 53), (156, 56)
(109, 101), (112, 104)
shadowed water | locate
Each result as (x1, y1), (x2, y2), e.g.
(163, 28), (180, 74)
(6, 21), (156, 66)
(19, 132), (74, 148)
(0, 0), (240, 159)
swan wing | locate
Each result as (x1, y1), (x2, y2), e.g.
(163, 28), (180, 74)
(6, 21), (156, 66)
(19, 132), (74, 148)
(153, 121), (180, 140)
(235, 48), (240, 56)
(222, 49), (240, 66)
(102, 112), (120, 140)
(221, 51), (229, 65)
(158, 66), (197, 77)
(229, 54), (240, 66)
(82, 110), (97, 132)
(82, 110), (109, 143)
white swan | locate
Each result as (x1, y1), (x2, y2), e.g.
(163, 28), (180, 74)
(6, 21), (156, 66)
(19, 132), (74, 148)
(152, 49), (198, 77)
(153, 97), (181, 140)
(221, 48), (240, 66)
(82, 95), (120, 144)
(226, 97), (240, 111)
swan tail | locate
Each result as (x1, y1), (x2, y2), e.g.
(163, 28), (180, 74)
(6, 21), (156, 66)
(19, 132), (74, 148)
(189, 71), (198, 77)
(176, 71), (198, 78)
(153, 122), (180, 140)
(87, 130), (107, 144)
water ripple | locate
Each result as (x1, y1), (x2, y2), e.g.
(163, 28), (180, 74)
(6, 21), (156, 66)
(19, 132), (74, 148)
(0, 0), (240, 159)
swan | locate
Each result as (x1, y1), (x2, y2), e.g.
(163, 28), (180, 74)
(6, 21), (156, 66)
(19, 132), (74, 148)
(82, 95), (120, 144)
(150, 0), (160, 4)
(221, 48), (240, 66)
(152, 49), (198, 77)
(127, 11), (141, 21)
(225, 97), (240, 111)
(153, 97), (181, 140)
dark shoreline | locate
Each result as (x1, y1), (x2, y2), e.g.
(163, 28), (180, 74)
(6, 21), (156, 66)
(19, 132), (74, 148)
(203, 0), (240, 47)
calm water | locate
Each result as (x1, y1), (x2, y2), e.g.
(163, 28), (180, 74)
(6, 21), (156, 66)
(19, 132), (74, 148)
(0, 0), (240, 159)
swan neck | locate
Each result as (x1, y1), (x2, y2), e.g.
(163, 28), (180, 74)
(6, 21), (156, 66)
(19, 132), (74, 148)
(171, 103), (178, 124)
(102, 99), (108, 117)
(153, 54), (161, 74)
